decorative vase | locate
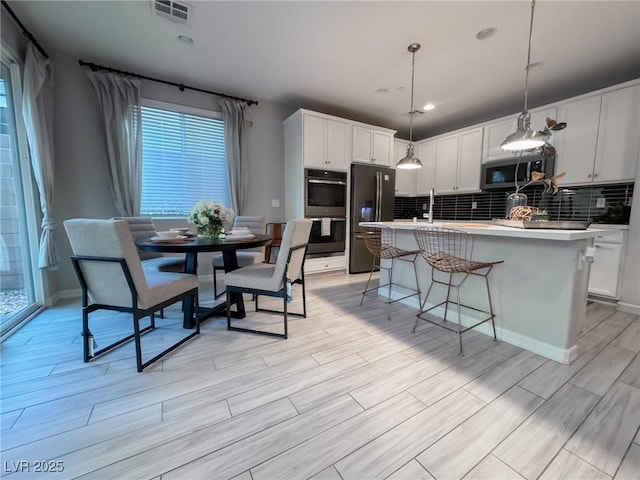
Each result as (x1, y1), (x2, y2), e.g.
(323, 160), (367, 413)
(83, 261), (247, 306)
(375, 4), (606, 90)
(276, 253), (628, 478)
(506, 192), (528, 219)
(198, 224), (224, 239)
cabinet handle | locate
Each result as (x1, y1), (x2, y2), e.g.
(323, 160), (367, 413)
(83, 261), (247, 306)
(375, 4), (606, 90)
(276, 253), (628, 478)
(594, 173), (598, 178)
(587, 174), (592, 178)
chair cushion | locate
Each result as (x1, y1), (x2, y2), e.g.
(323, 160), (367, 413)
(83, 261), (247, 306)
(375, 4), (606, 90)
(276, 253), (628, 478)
(142, 256), (185, 273)
(224, 263), (282, 292)
(142, 270), (198, 310)
(224, 219), (312, 295)
(212, 251), (263, 268)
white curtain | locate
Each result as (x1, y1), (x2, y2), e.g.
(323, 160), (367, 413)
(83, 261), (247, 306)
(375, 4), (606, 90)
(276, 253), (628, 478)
(21, 43), (57, 269)
(86, 72), (142, 216)
(220, 99), (249, 215)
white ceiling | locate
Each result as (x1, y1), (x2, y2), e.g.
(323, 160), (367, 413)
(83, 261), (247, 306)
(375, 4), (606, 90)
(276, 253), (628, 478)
(7, 1), (640, 138)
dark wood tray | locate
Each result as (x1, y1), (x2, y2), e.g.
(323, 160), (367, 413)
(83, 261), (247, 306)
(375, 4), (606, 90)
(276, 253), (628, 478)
(493, 219), (591, 230)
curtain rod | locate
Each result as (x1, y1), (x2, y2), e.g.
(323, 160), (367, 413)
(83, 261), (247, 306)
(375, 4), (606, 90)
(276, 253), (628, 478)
(78, 59), (258, 106)
(1, 0), (49, 59)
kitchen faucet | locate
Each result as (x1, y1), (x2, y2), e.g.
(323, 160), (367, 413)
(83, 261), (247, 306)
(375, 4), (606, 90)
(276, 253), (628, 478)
(428, 188), (434, 224)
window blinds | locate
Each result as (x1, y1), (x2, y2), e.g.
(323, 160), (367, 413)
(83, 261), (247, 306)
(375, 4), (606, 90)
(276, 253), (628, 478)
(140, 104), (231, 215)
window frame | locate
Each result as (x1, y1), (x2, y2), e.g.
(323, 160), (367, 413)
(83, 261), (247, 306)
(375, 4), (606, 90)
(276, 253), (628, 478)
(0, 48), (46, 340)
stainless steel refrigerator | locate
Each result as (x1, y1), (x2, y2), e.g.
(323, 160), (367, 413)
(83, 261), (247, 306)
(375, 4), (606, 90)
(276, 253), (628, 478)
(349, 163), (396, 273)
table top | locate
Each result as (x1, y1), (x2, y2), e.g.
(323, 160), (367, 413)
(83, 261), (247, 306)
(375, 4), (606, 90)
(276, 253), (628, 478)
(136, 234), (272, 253)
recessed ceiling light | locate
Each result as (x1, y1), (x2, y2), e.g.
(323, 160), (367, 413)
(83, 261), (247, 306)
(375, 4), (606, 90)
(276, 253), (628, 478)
(525, 61), (545, 70)
(176, 34), (194, 44)
(423, 103), (436, 111)
(476, 27), (496, 40)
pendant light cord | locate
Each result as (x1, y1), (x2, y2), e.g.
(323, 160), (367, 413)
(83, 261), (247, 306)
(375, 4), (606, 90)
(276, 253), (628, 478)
(409, 48), (416, 143)
(523, 0), (536, 112)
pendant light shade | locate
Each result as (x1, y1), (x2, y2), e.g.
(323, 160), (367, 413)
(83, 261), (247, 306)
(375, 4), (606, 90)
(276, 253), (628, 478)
(501, 0), (547, 152)
(397, 144), (422, 169)
(396, 43), (423, 169)
(501, 111), (550, 151)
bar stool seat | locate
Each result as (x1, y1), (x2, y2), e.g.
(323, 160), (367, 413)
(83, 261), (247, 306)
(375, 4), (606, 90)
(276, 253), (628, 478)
(413, 226), (503, 356)
(359, 224), (421, 320)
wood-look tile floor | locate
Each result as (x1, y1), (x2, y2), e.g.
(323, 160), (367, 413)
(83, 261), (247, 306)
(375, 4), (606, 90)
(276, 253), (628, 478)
(1, 272), (639, 479)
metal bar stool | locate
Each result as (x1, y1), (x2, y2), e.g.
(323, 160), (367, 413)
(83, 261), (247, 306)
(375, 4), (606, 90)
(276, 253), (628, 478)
(412, 226), (503, 356)
(359, 224), (421, 320)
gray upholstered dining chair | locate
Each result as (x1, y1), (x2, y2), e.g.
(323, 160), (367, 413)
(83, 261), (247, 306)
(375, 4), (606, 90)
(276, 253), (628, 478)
(212, 215), (266, 299)
(113, 216), (185, 273)
(64, 218), (200, 372)
(224, 218), (312, 339)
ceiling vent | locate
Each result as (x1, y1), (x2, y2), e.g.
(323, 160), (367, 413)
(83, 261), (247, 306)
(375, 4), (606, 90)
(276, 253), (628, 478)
(152, 0), (192, 27)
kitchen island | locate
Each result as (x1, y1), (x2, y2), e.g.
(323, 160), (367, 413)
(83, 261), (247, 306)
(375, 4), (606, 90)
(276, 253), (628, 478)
(369, 221), (620, 363)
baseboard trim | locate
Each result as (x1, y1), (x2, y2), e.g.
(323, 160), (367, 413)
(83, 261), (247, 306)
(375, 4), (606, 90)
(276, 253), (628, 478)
(388, 289), (577, 365)
(617, 301), (640, 315)
(52, 288), (82, 304)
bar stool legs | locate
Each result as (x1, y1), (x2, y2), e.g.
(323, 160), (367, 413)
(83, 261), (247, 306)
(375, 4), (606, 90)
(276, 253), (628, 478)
(412, 227), (502, 356)
(359, 225), (421, 321)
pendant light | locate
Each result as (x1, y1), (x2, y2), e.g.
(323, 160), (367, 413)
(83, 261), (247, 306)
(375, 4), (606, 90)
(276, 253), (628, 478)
(501, 0), (550, 151)
(396, 43), (423, 169)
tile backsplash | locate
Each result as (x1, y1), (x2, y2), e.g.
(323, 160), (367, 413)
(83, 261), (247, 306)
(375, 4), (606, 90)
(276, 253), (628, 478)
(394, 182), (634, 224)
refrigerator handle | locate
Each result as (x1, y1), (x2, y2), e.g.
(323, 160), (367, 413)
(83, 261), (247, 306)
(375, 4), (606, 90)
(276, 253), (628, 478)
(375, 171), (381, 221)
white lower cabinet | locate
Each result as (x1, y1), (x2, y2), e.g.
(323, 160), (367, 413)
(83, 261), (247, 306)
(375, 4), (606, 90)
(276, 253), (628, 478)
(588, 228), (626, 299)
(305, 255), (346, 274)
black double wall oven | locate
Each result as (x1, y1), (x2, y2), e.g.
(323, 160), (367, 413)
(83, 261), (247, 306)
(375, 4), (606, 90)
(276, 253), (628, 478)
(304, 168), (347, 256)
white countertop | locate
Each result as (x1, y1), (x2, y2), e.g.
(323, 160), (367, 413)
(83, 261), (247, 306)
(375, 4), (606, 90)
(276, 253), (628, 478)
(374, 220), (623, 241)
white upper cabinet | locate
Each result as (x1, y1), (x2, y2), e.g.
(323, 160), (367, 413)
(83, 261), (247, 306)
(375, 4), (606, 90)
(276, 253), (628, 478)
(302, 113), (350, 170)
(482, 107), (557, 163)
(416, 139), (436, 195)
(554, 95), (601, 185)
(594, 84), (639, 183)
(555, 83), (639, 185)
(482, 117), (515, 163)
(352, 125), (394, 166)
(434, 134), (459, 194)
(393, 139), (435, 197)
(457, 128), (484, 192)
(434, 127), (483, 194)
(394, 139), (416, 196)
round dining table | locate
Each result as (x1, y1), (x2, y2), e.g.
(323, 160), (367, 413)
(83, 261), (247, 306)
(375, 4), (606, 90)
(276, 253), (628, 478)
(137, 234), (272, 328)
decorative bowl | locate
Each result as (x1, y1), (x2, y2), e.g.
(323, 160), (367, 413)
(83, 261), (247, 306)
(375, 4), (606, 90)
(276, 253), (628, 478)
(157, 230), (181, 239)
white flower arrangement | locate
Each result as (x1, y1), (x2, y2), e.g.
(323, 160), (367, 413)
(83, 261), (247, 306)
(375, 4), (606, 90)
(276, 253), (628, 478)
(188, 201), (235, 238)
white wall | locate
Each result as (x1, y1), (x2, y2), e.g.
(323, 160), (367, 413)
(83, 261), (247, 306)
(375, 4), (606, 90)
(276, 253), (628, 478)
(1, 10), (26, 58)
(50, 49), (297, 292)
(618, 157), (640, 313)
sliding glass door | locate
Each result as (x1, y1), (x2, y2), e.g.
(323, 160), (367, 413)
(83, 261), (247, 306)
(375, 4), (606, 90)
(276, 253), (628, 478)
(0, 58), (39, 335)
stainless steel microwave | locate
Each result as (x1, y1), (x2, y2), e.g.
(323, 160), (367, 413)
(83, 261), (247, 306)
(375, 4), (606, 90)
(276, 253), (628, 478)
(481, 154), (555, 190)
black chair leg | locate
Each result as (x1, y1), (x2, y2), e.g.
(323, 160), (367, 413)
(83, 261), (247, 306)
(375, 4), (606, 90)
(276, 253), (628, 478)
(214, 267), (226, 299)
(283, 295), (288, 339)
(134, 314), (144, 373)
